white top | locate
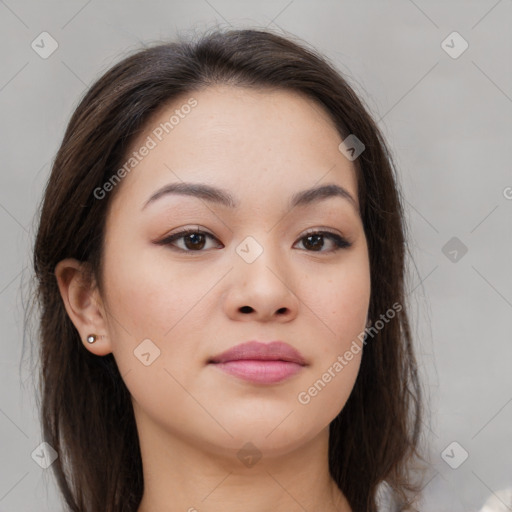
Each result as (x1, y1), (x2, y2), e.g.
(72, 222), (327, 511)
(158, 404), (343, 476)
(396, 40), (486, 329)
(479, 489), (512, 512)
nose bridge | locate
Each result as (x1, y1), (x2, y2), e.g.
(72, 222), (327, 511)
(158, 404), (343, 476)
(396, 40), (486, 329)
(235, 232), (269, 265)
(234, 232), (285, 283)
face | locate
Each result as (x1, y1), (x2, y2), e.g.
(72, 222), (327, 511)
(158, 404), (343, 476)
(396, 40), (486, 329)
(94, 85), (371, 458)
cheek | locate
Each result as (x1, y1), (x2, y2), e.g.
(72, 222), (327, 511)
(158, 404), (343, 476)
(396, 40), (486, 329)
(101, 248), (210, 421)
(293, 254), (370, 408)
(293, 271), (368, 423)
(300, 257), (371, 348)
(101, 243), (225, 387)
(328, 277), (370, 344)
(103, 246), (200, 339)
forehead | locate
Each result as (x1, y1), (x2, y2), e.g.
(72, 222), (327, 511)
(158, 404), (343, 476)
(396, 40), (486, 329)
(109, 85), (359, 214)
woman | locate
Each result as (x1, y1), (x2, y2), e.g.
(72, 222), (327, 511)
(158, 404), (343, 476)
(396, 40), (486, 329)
(32, 28), (427, 511)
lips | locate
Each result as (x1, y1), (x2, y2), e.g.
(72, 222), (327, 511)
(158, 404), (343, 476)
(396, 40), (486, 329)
(208, 341), (307, 384)
(208, 340), (307, 366)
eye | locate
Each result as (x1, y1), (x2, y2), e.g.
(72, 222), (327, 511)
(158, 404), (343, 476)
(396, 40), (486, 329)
(155, 227), (352, 254)
(155, 227), (222, 252)
(294, 230), (352, 253)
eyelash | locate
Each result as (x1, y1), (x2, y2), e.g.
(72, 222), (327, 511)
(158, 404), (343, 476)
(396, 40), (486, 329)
(156, 227), (352, 254)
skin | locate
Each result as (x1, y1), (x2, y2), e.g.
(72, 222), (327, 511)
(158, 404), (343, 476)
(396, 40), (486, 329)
(55, 85), (371, 512)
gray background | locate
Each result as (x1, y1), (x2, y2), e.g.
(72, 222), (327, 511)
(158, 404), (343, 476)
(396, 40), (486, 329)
(1, 1), (511, 511)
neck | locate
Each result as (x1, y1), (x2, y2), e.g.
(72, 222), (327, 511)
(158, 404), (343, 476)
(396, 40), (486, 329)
(135, 413), (352, 512)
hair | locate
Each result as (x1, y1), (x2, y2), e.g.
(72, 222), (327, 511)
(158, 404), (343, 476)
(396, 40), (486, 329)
(30, 27), (428, 512)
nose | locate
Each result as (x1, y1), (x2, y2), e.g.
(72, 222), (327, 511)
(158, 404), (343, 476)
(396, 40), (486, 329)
(223, 242), (300, 323)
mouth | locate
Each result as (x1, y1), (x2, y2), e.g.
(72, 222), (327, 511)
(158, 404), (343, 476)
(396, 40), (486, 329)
(208, 340), (307, 384)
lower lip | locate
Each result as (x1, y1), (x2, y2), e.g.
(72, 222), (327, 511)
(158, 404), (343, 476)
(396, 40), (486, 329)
(210, 360), (304, 384)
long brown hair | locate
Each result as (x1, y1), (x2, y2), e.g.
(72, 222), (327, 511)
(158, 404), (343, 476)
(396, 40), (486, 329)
(30, 27), (428, 512)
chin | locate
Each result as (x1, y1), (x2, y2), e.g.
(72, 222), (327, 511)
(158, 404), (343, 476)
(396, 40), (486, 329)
(200, 420), (321, 461)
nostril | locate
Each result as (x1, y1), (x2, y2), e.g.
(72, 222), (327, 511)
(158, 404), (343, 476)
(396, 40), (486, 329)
(240, 306), (253, 313)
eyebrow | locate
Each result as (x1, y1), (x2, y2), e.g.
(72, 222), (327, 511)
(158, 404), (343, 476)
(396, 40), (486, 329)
(142, 181), (359, 213)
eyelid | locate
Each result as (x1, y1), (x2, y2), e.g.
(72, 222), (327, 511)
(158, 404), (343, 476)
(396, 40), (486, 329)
(300, 226), (346, 239)
(154, 226), (221, 245)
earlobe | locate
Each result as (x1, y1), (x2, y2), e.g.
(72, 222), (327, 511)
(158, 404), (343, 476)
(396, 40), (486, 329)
(54, 258), (113, 356)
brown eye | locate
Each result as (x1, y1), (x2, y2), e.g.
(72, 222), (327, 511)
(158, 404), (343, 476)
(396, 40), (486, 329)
(295, 231), (352, 253)
(181, 232), (207, 250)
(156, 229), (222, 252)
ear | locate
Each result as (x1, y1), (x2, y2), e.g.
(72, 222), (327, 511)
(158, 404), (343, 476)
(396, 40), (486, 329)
(54, 258), (113, 356)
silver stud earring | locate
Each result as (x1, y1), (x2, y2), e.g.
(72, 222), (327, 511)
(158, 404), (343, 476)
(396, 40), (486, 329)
(86, 334), (97, 344)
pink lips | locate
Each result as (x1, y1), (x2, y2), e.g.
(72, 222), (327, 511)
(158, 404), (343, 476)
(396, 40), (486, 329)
(208, 341), (307, 384)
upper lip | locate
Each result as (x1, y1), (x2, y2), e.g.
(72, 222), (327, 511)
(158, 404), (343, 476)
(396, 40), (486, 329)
(208, 341), (307, 365)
